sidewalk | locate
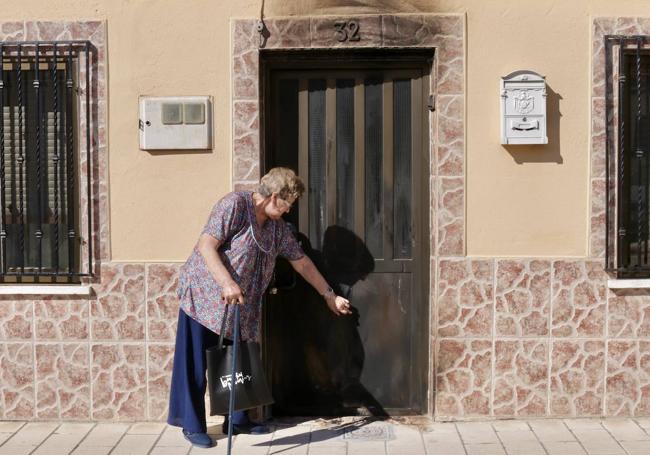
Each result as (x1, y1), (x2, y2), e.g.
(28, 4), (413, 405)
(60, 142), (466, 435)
(1, 417), (650, 455)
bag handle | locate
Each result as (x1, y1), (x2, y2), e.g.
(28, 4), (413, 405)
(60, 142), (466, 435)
(217, 304), (242, 349)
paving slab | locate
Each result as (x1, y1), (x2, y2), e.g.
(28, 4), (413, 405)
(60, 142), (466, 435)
(76, 423), (129, 447)
(0, 418), (650, 454)
(127, 422), (166, 435)
(602, 419), (650, 441)
(0, 423), (25, 433)
(465, 443), (507, 455)
(457, 422), (500, 444)
(543, 441), (588, 455)
(33, 432), (93, 455)
(529, 419), (577, 442)
(110, 434), (159, 455)
(501, 440), (547, 455)
(2, 422), (58, 448)
(620, 440), (650, 455)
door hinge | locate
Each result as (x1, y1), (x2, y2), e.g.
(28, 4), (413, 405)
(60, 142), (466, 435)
(427, 94), (435, 112)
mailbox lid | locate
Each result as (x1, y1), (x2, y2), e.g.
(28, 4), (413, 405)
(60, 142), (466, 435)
(503, 88), (546, 116)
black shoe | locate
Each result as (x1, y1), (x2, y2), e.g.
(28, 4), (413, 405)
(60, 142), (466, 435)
(182, 429), (214, 448)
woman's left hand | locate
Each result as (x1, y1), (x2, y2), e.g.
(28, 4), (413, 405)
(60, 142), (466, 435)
(326, 295), (352, 316)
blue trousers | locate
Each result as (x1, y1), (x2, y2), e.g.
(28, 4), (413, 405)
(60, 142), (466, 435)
(167, 309), (247, 433)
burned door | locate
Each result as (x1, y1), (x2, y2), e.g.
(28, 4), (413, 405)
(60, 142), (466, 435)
(263, 54), (430, 416)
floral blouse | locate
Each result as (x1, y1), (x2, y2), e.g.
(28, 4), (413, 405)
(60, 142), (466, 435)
(177, 191), (304, 341)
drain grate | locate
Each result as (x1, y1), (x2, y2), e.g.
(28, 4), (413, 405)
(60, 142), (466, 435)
(343, 424), (394, 441)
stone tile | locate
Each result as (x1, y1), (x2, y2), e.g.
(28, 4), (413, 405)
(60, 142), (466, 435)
(635, 417), (650, 430)
(436, 340), (492, 417)
(495, 429), (538, 443)
(262, 18), (311, 49)
(91, 264), (145, 341)
(76, 423), (129, 447)
(491, 420), (530, 431)
(55, 423), (94, 435)
(551, 341), (605, 416)
(32, 430), (94, 455)
(0, 301), (32, 340)
(564, 419), (605, 431)
(590, 179), (606, 259)
(233, 101), (261, 182)
(422, 440), (465, 455)
(148, 344), (175, 421)
(0, 421), (25, 433)
(0, 342), (34, 419)
(493, 339), (549, 417)
(574, 429), (627, 454)
(0, 22), (25, 41)
(422, 422), (459, 437)
(601, 419), (649, 441)
(91, 344), (146, 420)
(501, 440), (546, 455)
(608, 290), (650, 338)
(591, 97), (606, 179)
(543, 441), (587, 455)
(465, 443), (506, 455)
(308, 447), (346, 455)
(127, 422), (166, 434)
(621, 440), (650, 455)
(338, 441), (382, 455)
(24, 21), (73, 41)
(2, 422), (58, 447)
(437, 95), (464, 177)
(34, 298), (88, 340)
(529, 419), (576, 441)
(551, 260), (607, 337)
(606, 341), (650, 416)
(437, 177), (464, 256)
(495, 260), (551, 337)
(232, 20), (259, 100)
(110, 434), (158, 455)
(35, 343), (90, 419)
(456, 422), (499, 444)
(0, 446), (37, 455)
(146, 264), (180, 341)
(308, 427), (345, 446)
(437, 259), (493, 337)
(311, 16), (381, 48)
(70, 447), (112, 455)
(156, 425), (191, 447)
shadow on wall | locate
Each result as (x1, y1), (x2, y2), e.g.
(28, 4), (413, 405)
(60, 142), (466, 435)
(503, 84), (563, 164)
(267, 224), (389, 417)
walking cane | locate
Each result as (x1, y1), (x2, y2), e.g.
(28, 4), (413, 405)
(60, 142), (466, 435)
(227, 304), (240, 455)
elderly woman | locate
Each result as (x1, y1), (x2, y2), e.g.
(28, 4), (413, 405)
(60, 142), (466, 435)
(167, 167), (351, 448)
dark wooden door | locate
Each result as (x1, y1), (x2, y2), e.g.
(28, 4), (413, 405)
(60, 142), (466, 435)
(263, 63), (430, 416)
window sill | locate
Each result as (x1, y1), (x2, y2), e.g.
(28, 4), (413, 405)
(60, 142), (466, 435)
(0, 285), (91, 296)
(608, 279), (650, 289)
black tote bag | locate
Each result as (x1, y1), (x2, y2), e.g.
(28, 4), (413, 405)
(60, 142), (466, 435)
(206, 305), (274, 416)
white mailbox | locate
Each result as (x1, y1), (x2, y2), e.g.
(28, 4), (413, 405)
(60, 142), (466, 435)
(500, 70), (547, 145)
(139, 96), (212, 150)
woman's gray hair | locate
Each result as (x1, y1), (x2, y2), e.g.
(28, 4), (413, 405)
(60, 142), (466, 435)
(258, 167), (305, 200)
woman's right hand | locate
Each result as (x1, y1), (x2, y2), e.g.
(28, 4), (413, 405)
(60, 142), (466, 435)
(222, 282), (245, 305)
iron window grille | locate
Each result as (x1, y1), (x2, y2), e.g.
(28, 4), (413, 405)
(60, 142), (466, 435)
(0, 41), (94, 283)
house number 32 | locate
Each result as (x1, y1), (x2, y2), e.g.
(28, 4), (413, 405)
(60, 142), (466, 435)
(334, 20), (361, 42)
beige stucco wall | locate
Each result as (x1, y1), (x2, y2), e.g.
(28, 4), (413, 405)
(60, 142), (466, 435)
(2, 0), (649, 261)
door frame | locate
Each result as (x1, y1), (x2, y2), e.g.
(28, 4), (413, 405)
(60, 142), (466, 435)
(259, 49), (432, 415)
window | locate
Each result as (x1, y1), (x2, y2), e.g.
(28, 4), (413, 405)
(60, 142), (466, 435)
(0, 41), (93, 283)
